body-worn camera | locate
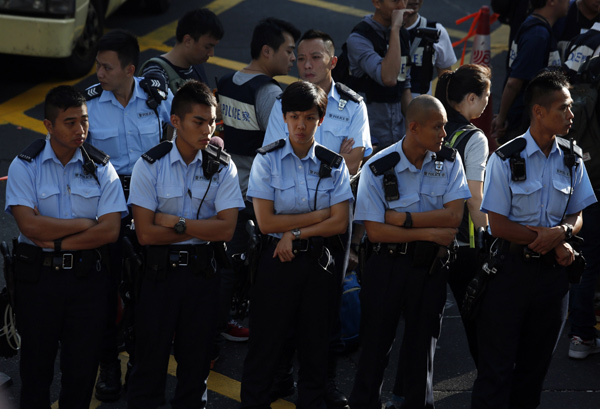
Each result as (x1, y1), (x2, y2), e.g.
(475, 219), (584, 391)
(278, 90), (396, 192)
(414, 27), (440, 44)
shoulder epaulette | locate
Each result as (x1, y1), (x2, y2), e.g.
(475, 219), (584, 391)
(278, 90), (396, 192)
(335, 82), (363, 104)
(434, 145), (457, 162)
(315, 145), (343, 168)
(142, 141), (173, 163)
(203, 143), (231, 166)
(495, 137), (527, 161)
(139, 74), (168, 110)
(18, 139), (46, 162)
(369, 151), (400, 176)
(256, 139), (286, 155)
(556, 136), (583, 158)
(85, 84), (103, 101)
(81, 142), (110, 166)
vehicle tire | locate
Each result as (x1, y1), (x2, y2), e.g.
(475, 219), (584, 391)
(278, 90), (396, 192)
(59, 0), (104, 79)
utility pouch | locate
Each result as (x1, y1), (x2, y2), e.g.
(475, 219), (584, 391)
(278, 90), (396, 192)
(143, 246), (169, 281)
(14, 243), (42, 283)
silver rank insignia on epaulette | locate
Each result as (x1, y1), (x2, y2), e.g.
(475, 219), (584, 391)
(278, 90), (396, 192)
(338, 98), (347, 111)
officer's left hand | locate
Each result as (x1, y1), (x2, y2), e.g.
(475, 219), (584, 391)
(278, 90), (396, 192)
(273, 232), (295, 263)
(340, 138), (355, 154)
(554, 241), (575, 267)
(526, 225), (565, 255)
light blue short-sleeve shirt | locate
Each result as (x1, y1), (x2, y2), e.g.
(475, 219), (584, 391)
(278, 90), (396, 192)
(5, 140), (128, 246)
(86, 77), (173, 176)
(355, 139), (471, 224)
(128, 139), (245, 245)
(247, 139), (354, 238)
(481, 131), (597, 227)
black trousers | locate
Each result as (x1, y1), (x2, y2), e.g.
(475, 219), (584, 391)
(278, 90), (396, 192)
(348, 252), (448, 409)
(240, 244), (333, 409)
(471, 252), (568, 409)
(127, 254), (220, 409)
(15, 257), (108, 409)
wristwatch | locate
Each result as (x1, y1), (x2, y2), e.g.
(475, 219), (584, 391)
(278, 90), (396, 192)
(174, 217), (187, 234)
(562, 223), (573, 240)
(403, 212), (413, 229)
(291, 228), (301, 240)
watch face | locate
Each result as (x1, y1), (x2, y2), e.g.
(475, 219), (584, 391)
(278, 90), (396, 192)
(174, 220), (186, 234)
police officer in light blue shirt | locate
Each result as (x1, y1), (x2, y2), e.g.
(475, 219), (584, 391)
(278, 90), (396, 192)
(349, 95), (470, 409)
(241, 81), (353, 409)
(5, 86), (126, 409)
(126, 80), (244, 409)
(472, 70), (597, 409)
(82, 29), (174, 401)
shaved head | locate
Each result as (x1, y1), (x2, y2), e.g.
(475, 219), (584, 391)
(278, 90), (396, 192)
(406, 95), (446, 125)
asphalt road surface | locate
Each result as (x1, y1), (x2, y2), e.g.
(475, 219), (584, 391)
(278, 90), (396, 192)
(0, 1), (598, 408)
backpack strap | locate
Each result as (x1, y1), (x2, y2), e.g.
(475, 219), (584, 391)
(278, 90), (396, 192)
(315, 145), (343, 178)
(369, 151), (401, 201)
(256, 139), (286, 155)
(84, 84), (103, 101)
(18, 139), (46, 162)
(142, 141), (173, 164)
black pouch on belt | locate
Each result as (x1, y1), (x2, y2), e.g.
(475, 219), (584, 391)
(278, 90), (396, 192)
(14, 243), (42, 283)
(144, 246), (169, 281)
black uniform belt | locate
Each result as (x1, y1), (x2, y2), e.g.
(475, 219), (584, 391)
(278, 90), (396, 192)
(498, 239), (556, 266)
(119, 175), (131, 192)
(264, 235), (344, 254)
(42, 250), (101, 271)
(372, 242), (418, 257)
(144, 243), (212, 268)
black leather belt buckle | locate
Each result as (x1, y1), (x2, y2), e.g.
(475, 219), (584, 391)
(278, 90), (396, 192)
(398, 242), (408, 255)
(523, 247), (541, 260)
(54, 253), (73, 270)
(293, 239), (310, 254)
(169, 250), (189, 267)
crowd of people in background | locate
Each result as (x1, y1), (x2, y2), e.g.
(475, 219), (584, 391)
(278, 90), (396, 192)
(2, 1), (600, 409)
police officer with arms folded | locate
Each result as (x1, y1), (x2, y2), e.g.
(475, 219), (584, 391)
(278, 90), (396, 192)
(349, 95), (471, 409)
(4, 85), (127, 408)
(126, 80), (244, 409)
(84, 29), (174, 401)
(472, 69), (597, 409)
(240, 80), (353, 409)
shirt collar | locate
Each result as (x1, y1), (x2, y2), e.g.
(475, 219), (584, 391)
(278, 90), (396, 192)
(282, 138), (319, 164)
(99, 77), (145, 105)
(523, 129), (560, 158)
(41, 138), (84, 166)
(396, 138), (436, 173)
(169, 136), (203, 167)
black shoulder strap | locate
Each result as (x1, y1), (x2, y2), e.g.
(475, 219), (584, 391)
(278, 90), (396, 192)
(495, 137), (527, 160)
(315, 144), (343, 178)
(18, 139), (46, 162)
(556, 136), (583, 158)
(352, 21), (387, 56)
(142, 141), (173, 163)
(335, 82), (363, 104)
(434, 145), (457, 162)
(202, 144), (231, 179)
(85, 84), (103, 101)
(81, 142), (110, 166)
(369, 151), (400, 176)
(256, 139), (286, 155)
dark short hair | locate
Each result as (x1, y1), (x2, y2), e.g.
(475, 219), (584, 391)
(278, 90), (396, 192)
(281, 80), (328, 119)
(250, 18), (300, 60)
(524, 68), (570, 118)
(171, 80), (217, 118)
(176, 8), (224, 42)
(97, 29), (140, 69)
(299, 29), (335, 57)
(530, 0), (548, 9)
(45, 86), (87, 124)
(435, 64), (491, 110)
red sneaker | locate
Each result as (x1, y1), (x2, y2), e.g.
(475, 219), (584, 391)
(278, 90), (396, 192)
(221, 319), (249, 342)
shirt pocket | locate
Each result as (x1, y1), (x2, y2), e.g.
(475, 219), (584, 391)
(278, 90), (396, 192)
(91, 128), (119, 157)
(156, 185), (183, 216)
(37, 185), (61, 216)
(510, 180), (543, 219)
(549, 176), (572, 216)
(190, 177), (218, 216)
(139, 123), (160, 152)
(307, 174), (335, 210)
(70, 181), (101, 219)
(272, 176), (297, 214)
(388, 192), (420, 212)
(420, 183), (446, 210)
